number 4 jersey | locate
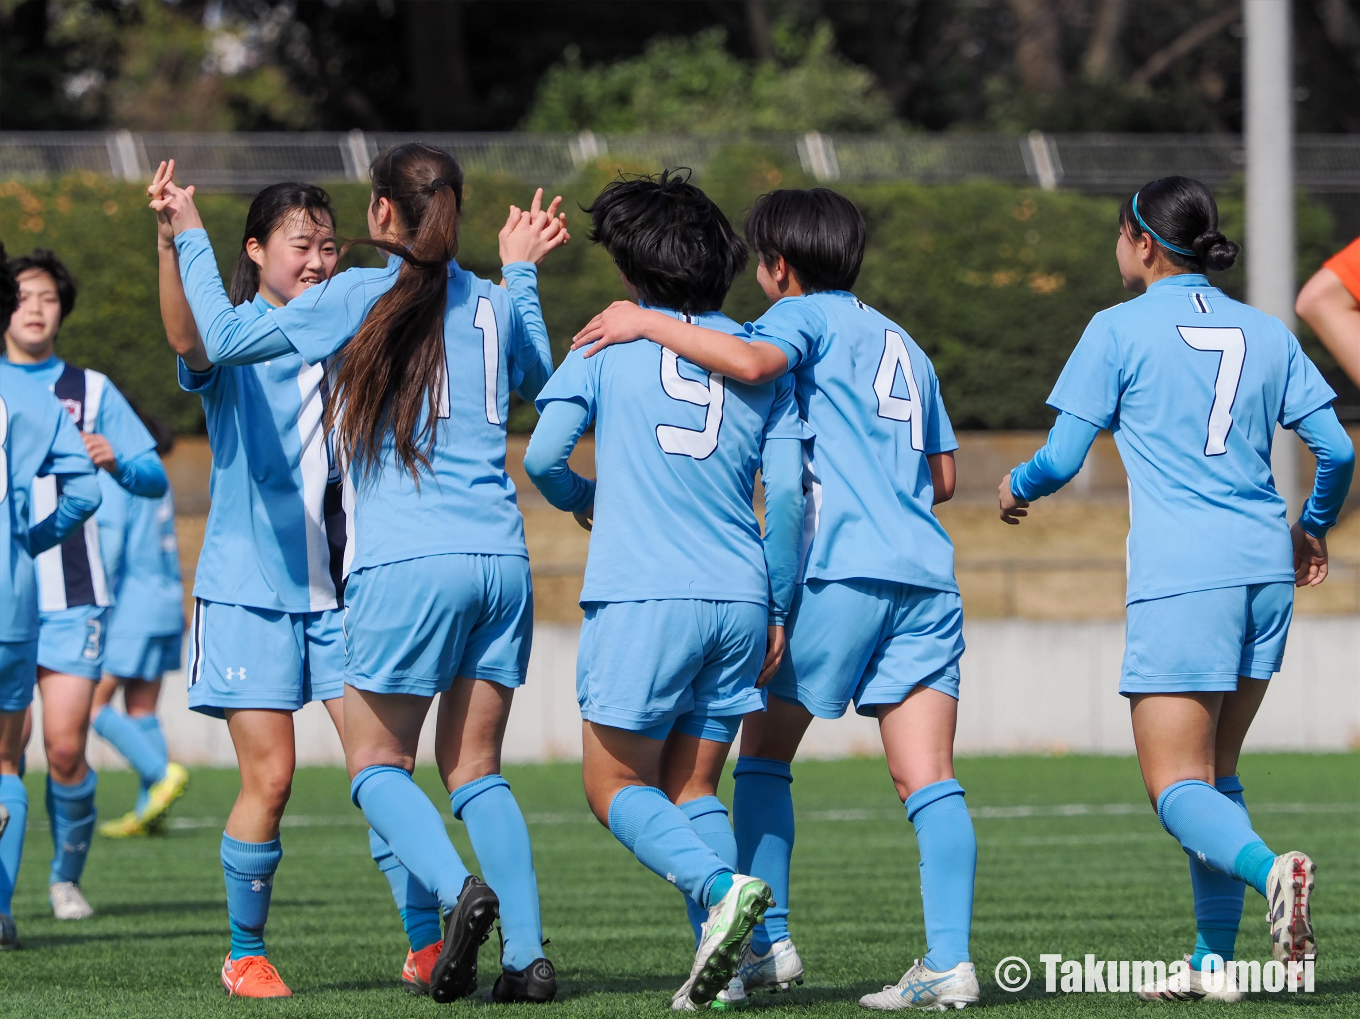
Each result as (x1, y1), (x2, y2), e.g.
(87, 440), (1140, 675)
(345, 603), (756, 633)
(749, 292), (959, 594)
(536, 308), (808, 606)
(1047, 273), (1335, 602)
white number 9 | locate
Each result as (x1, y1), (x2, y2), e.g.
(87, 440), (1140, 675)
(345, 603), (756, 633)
(656, 349), (725, 460)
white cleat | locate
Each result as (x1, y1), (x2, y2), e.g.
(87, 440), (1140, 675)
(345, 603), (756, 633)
(1267, 851), (1316, 963)
(681, 875), (773, 1006)
(1136, 955), (1245, 1003)
(859, 960), (979, 1011)
(711, 975), (750, 1011)
(738, 938), (805, 993)
(49, 881), (93, 920)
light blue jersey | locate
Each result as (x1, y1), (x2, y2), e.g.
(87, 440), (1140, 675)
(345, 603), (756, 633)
(0, 362), (99, 642)
(175, 228), (553, 570)
(751, 292), (959, 593)
(106, 484), (183, 639)
(180, 294), (346, 613)
(534, 309), (808, 607)
(1047, 274), (1336, 603)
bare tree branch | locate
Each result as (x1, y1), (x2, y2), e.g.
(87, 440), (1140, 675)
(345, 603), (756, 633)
(1008, 0), (1065, 93)
(745, 0), (775, 63)
(1129, 5), (1240, 89)
(1083, 0), (1129, 79)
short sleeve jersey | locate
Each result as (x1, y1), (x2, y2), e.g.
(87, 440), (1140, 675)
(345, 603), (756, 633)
(0, 362), (97, 641)
(181, 295), (345, 614)
(1323, 235), (1360, 300)
(751, 292), (959, 593)
(106, 483), (184, 639)
(1048, 274), (1336, 603)
(535, 308), (808, 607)
(267, 261), (554, 571)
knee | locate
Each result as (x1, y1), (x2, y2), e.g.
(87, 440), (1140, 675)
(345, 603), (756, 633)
(45, 740), (85, 779)
(245, 768), (294, 815)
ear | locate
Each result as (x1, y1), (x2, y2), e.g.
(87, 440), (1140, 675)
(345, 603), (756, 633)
(245, 236), (266, 270)
(373, 196), (398, 235)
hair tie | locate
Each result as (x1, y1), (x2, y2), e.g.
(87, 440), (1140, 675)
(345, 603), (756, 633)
(1131, 192), (1196, 257)
(428, 178), (451, 195)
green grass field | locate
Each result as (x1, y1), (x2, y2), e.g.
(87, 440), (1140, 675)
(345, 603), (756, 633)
(1, 754), (1356, 1017)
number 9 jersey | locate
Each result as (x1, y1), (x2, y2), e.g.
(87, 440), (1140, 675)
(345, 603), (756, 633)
(749, 292), (959, 594)
(1048, 273), (1336, 603)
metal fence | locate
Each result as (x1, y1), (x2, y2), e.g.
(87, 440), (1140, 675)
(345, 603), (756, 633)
(2, 128), (1358, 194)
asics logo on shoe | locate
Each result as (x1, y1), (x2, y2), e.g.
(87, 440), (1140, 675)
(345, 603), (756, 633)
(898, 975), (952, 1002)
(226, 668), (247, 681)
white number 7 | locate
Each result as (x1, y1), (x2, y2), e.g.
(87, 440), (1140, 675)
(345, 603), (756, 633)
(1178, 326), (1246, 456)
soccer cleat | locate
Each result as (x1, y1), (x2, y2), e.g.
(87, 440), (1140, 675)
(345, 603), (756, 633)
(486, 957), (558, 1003)
(711, 975), (750, 1010)
(859, 959), (980, 1011)
(1267, 850), (1316, 963)
(139, 763), (190, 828)
(98, 810), (147, 839)
(428, 875), (499, 1003)
(738, 938), (805, 993)
(0, 913), (17, 951)
(221, 954), (293, 998)
(49, 881), (93, 920)
(1135, 955), (1245, 1002)
(685, 875), (774, 1006)
(400, 940), (443, 995)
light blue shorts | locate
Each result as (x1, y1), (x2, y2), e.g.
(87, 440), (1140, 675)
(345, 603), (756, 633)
(37, 605), (108, 680)
(0, 640), (38, 713)
(105, 632), (183, 681)
(187, 600), (345, 718)
(771, 579), (964, 719)
(577, 599), (767, 740)
(343, 554), (533, 697)
(1121, 582), (1294, 695)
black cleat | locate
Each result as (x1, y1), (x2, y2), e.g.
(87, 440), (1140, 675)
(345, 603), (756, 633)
(428, 876), (499, 1003)
(485, 957), (557, 1003)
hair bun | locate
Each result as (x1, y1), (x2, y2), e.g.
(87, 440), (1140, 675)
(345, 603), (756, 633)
(1192, 230), (1240, 272)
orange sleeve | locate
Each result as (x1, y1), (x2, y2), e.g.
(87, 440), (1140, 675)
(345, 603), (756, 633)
(1323, 236), (1360, 300)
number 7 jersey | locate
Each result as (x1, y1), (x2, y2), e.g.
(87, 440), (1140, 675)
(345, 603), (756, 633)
(1048, 273), (1336, 603)
(750, 292), (959, 593)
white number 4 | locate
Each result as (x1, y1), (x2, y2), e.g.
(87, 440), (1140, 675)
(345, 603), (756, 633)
(1178, 326), (1246, 456)
(874, 330), (924, 451)
(656, 349), (725, 460)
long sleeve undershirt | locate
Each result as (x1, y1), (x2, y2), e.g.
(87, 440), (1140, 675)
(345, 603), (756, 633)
(523, 400), (596, 515)
(1292, 404), (1355, 537)
(28, 470), (101, 556)
(1009, 412), (1100, 502)
(113, 448), (168, 499)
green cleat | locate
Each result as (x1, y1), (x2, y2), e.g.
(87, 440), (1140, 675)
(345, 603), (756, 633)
(683, 876), (773, 1007)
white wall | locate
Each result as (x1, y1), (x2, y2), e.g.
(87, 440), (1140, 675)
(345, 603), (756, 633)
(44, 617), (1359, 772)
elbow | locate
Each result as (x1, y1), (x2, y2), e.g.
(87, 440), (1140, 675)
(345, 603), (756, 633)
(522, 444), (553, 485)
(934, 485), (955, 505)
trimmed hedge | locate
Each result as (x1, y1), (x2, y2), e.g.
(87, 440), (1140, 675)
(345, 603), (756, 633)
(0, 154), (1341, 434)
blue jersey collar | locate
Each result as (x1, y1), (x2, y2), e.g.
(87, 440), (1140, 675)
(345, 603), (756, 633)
(5, 354), (60, 373)
(1147, 273), (1212, 292)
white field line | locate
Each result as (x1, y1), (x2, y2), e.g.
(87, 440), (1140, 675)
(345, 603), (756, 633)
(153, 800), (1360, 832)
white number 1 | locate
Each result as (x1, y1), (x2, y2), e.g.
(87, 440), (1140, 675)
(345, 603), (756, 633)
(874, 330), (925, 451)
(1178, 325), (1246, 456)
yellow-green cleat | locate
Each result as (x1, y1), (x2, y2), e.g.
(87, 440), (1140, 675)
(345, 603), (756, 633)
(98, 810), (147, 839)
(139, 762), (190, 828)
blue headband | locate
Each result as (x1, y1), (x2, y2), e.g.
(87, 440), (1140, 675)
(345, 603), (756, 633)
(1131, 192), (1196, 257)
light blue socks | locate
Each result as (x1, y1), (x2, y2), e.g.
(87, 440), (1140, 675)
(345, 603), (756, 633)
(680, 796), (738, 946)
(0, 774), (28, 915)
(47, 770), (97, 884)
(351, 765), (470, 911)
(135, 715), (168, 814)
(221, 834), (282, 958)
(1157, 779), (1275, 896)
(369, 828), (442, 952)
(607, 785), (733, 910)
(733, 756), (794, 955)
(906, 779), (976, 972)
(451, 774), (543, 971)
(92, 708), (168, 806)
(1188, 775), (1251, 969)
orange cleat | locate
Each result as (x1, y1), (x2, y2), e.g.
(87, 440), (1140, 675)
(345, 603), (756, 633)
(401, 941), (445, 996)
(221, 954), (293, 998)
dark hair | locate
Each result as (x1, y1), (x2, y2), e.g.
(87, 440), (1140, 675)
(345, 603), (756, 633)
(0, 243), (15, 326)
(9, 248), (76, 320)
(744, 189), (866, 293)
(327, 143), (464, 483)
(139, 411), (175, 456)
(1118, 176), (1239, 273)
(230, 182), (337, 305)
(585, 170), (747, 313)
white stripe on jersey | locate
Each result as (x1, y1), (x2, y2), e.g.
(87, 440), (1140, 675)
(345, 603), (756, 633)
(295, 360), (338, 612)
(31, 475), (64, 611)
(82, 370), (105, 430)
(798, 446), (823, 584)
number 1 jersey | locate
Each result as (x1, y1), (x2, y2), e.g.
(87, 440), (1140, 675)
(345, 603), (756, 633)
(750, 292), (959, 594)
(536, 308), (807, 607)
(1048, 273), (1335, 603)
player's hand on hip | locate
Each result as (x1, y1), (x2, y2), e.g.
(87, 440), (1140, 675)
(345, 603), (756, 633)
(998, 472), (1029, 525)
(1291, 521), (1329, 587)
(571, 302), (652, 358)
(573, 503), (594, 532)
(81, 433), (119, 473)
(757, 625), (786, 688)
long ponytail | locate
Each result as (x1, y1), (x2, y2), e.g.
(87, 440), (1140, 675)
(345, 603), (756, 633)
(327, 143), (463, 483)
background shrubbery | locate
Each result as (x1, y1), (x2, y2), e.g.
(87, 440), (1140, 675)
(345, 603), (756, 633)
(0, 149), (1345, 434)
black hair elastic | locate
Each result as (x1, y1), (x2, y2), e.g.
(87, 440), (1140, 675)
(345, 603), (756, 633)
(428, 178), (451, 194)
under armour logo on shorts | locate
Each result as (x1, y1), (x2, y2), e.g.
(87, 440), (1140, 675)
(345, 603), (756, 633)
(226, 667), (248, 681)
